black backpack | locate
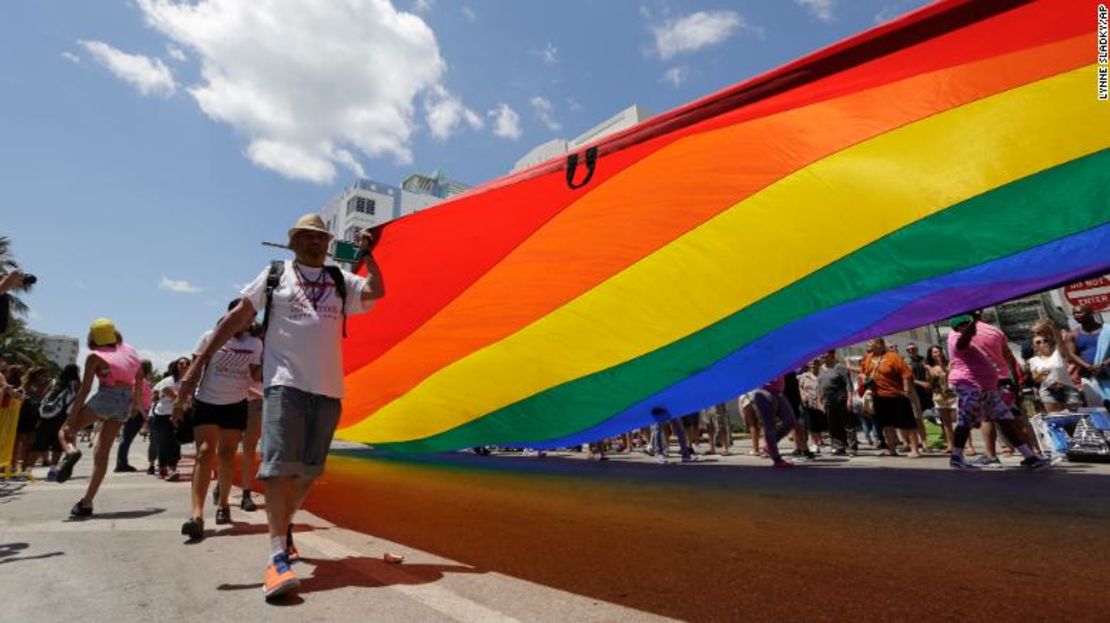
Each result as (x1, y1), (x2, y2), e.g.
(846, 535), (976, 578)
(262, 261), (349, 337)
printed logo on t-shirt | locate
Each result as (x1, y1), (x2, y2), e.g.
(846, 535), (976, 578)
(286, 277), (342, 323)
(209, 347), (257, 380)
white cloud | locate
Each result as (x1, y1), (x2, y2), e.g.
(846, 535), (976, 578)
(650, 10), (756, 59)
(534, 42), (558, 66)
(461, 6), (476, 22)
(411, 0), (434, 13)
(566, 97), (582, 112)
(166, 44), (187, 61)
(134, 0), (449, 183)
(61, 51), (81, 64)
(159, 275), (203, 294)
(796, 0), (835, 23)
(424, 85), (483, 140)
(529, 96), (560, 131)
(78, 39), (176, 97)
(873, 3), (914, 24)
(660, 66), (689, 87)
(488, 103), (521, 140)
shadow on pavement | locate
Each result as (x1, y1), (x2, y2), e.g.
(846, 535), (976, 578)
(64, 507), (165, 522)
(296, 557), (483, 595)
(0, 481), (27, 502)
(204, 521), (317, 541)
(215, 557), (483, 598)
(0, 542), (65, 565)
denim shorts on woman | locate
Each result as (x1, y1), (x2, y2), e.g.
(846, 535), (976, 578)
(86, 386), (134, 422)
(258, 385), (341, 479)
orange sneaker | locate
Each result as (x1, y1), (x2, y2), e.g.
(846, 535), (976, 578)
(263, 554), (299, 601)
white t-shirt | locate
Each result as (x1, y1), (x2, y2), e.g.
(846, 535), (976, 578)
(1029, 349), (1075, 390)
(152, 376), (180, 416)
(193, 330), (263, 405)
(241, 260), (374, 398)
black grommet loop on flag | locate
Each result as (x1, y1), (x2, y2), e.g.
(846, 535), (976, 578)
(565, 146), (598, 189)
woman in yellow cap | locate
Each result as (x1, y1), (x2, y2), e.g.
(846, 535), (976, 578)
(56, 318), (144, 517)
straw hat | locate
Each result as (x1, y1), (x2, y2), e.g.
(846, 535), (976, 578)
(287, 213), (333, 245)
(90, 318), (119, 346)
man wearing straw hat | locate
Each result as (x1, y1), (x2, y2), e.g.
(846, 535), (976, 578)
(180, 213), (383, 601)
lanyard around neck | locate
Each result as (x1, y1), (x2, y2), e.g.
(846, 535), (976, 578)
(293, 262), (329, 311)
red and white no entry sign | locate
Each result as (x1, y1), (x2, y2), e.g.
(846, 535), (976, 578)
(1064, 276), (1110, 312)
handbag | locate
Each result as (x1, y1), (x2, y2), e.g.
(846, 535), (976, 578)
(38, 386), (74, 420)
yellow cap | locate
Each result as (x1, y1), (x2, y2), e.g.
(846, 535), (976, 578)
(90, 318), (118, 346)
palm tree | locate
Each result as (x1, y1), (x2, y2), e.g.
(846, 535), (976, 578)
(0, 235), (29, 316)
(0, 317), (56, 375)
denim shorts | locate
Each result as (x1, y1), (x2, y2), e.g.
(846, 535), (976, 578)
(258, 386), (342, 479)
(86, 386), (133, 422)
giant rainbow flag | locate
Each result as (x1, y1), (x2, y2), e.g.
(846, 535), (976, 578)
(337, 0), (1110, 452)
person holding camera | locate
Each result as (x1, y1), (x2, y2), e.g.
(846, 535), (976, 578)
(178, 214), (383, 601)
(0, 269), (35, 335)
(0, 269), (33, 292)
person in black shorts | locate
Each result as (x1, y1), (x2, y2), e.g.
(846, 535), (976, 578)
(180, 300), (263, 540)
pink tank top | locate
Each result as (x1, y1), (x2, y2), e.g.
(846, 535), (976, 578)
(93, 342), (141, 387)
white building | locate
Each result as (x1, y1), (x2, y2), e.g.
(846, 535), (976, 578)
(320, 170), (470, 244)
(512, 104), (651, 173)
(28, 330), (80, 368)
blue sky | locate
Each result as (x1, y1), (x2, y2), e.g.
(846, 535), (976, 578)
(1, 0), (929, 371)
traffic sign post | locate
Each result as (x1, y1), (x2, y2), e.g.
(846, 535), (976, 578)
(332, 241), (361, 263)
(1064, 276), (1110, 312)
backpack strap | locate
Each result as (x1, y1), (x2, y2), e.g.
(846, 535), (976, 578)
(262, 260), (285, 337)
(323, 265), (348, 338)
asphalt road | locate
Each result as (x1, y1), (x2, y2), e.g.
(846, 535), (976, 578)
(4, 438), (1110, 622)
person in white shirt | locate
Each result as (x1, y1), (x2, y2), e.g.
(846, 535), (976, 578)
(179, 214), (382, 601)
(180, 300), (263, 541)
(1028, 320), (1082, 412)
(150, 358), (190, 480)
